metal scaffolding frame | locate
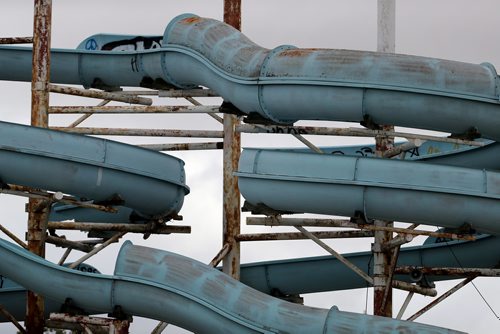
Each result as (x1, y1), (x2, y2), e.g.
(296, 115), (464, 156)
(0, 0), (493, 333)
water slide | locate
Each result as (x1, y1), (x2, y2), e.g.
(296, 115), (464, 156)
(0, 12), (499, 332)
(0, 237), (462, 333)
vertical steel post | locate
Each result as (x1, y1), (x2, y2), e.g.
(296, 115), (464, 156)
(374, 0), (395, 318)
(222, 0), (242, 279)
(27, 0), (52, 332)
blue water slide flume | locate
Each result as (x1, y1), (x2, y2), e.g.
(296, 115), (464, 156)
(0, 13), (500, 140)
(237, 148), (500, 235)
(0, 121), (189, 221)
(0, 237), (464, 334)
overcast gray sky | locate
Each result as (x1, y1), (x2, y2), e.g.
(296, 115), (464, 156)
(1, 1), (500, 333)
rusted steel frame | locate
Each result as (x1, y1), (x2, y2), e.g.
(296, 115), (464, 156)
(49, 104), (220, 114)
(48, 313), (130, 333)
(237, 124), (485, 147)
(139, 142), (223, 151)
(391, 280), (436, 297)
(373, 219), (394, 316)
(291, 134), (324, 154)
(383, 140), (423, 158)
(222, 0), (242, 281)
(68, 99), (110, 128)
(67, 232), (127, 270)
(396, 291), (414, 320)
(236, 230), (374, 241)
(47, 221), (191, 234)
(46, 236), (95, 253)
(0, 37), (33, 44)
(0, 223), (28, 249)
(185, 96), (223, 124)
(0, 304), (27, 333)
(381, 234), (413, 251)
(395, 266), (500, 277)
(246, 217), (475, 241)
(224, 0), (241, 30)
(381, 246), (401, 311)
(57, 247), (73, 265)
(209, 243), (232, 267)
(4, 184), (117, 213)
(151, 321), (169, 334)
(50, 127), (224, 138)
(49, 84), (152, 105)
(407, 276), (477, 321)
(296, 226), (374, 285)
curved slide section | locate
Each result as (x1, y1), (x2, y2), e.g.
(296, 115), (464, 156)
(0, 238), (461, 334)
(0, 263), (100, 322)
(237, 149), (500, 235)
(0, 121), (189, 220)
(1, 14), (500, 140)
(239, 235), (500, 296)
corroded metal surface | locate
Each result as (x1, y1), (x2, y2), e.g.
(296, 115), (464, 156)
(0, 37), (33, 44)
(222, 0), (242, 281)
(50, 84), (152, 105)
(50, 126), (224, 137)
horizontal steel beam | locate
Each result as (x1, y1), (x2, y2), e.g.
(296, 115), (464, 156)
(49, 84), (152, 105)
(396, 266), (500, 277)
(246, 217), (476, 241)
(237, 124), (484, 147)
(50, 127), (224, 138)
(236, 230), (374, 241)
(139, 142), (223, 151)
(45, 236), (95, 253)
(3, 184), (117, 213)
(49, 105), (220, 114)
(0, 37), (33, 44)
(47, 221), (191, 234)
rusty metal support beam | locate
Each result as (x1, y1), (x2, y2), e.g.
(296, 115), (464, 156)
(291, 134), (324, 154)
(139, 142), (223, 151)
(184, 96), (223, 124)
(395, 266), (500, 277)
(67, 99), (110, 128)
(0, 303), (27, 334)
(57, 247), (73, 265)
(49, 84), (152, 105)
(4, 184), (117, 213)
(296, 226), (374, 285)
(236, 230), (374, 241)
(48, 313), (130, 334)
(49, 104), (220, 114)
(383, 140), (423, 158)
(237, 124), (484, 147)
(27, 10), (52, 310)
(47, 221), (191, 234)
(0, 37), (33, 44)
(374, 1), (396, 313)
(381, 234), (413, 251)
(67, 232), (126, 269)
(246, 217), (475, 241)
(396, 291), (414, 320)
(50, 127), (224, 138)
(209, 243), (232, 267)
(407, 276), (477, 321)
(222, 0), (242, 281)
(0, 223), (28, 249)
(45, 236), (95, 253)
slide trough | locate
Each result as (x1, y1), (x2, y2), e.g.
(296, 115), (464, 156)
(0, 238), (462, 333)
